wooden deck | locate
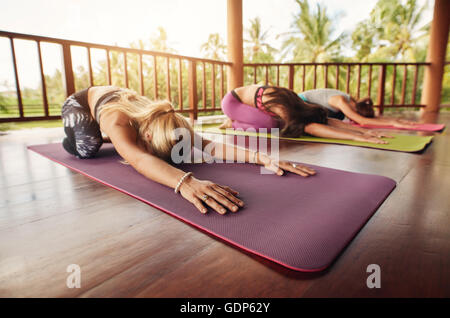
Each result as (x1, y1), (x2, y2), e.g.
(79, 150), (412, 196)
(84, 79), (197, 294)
(0, 112), (449, 298)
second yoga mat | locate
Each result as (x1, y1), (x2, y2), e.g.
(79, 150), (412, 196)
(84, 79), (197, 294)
(28, 143), (396, 272)
(195, 124), (434, 153)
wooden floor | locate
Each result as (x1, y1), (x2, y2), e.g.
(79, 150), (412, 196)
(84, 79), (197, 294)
(0, 112), (449, 298)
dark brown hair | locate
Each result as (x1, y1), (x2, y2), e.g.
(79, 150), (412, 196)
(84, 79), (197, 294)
(261, 87), (328, 137)
(355, 97), (375, 118)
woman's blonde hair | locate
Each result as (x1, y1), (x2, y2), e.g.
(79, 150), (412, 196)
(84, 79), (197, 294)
(99, 89), (194, 162)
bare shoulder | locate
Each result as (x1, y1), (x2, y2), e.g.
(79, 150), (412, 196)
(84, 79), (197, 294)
(88, 86), (121, 107)
(328, 94), (347, 108)
(233, 85), (259, 106)
(234, 84), (258, 94)
(99, 109), (131, 129)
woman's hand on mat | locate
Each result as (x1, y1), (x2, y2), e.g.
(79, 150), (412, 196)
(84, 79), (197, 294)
(179, 176), (244, 215)
(363, 130), (393, 138)
(257, 153), (316, 177)
(391, 119), (419, 128)
(353, 134), (388, 144)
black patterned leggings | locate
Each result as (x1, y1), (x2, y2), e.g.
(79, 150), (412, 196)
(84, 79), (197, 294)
(61, 95), (103, 159)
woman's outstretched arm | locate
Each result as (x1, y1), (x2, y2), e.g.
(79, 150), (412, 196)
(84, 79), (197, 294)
(329, 95), (418, 128)
(198, 135), (316, 177)
(100, 113), (243, 215)
(327, 118), (393, 138)
(304, 122), (388, 144)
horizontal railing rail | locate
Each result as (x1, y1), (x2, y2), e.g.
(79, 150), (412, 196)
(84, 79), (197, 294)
(0, 30), (442, 124)
(244, 62), (431, 114)
(0, 30), (230, 123)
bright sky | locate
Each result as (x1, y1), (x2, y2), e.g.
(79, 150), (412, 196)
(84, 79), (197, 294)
(0, 0), (432, 89)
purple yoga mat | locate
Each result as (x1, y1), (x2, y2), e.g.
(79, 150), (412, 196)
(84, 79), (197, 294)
(28, 143), (396, 272)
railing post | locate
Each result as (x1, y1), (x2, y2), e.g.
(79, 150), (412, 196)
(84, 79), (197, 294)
(288, 65), (294, 90)
(188, 61), (198, 124)
(9, 37), (24, 118)
(420, 0), (450, 112)
(376, 64), (386, 115)
(226, 0), (243, 91)
(37, 41), (49, 117)
(61, 43), (75, 97)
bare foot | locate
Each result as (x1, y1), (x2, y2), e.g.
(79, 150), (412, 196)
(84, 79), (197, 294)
(219, 118), (233, 129)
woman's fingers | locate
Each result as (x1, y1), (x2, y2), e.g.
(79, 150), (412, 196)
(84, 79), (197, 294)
(265, 162), (284, 176)
(180, 178), (242, 215)
(191, 196), (207, 214)
(262, 159), (316, 177)
(217, 184), (239, 196)
(200, 194), (228, 215)
(206, 188), (240, 212)
(394, 120), (419, 128)
(375, 132), (393, 138)
(295, 164), (316, 175)
(213, 185), (244, 207)
(357, 135), (388, 144)
(278, 161), (315, 177)
(398, 119), (419, 125)
(368, 137), (388, 144)
(365, 130), (393, 138)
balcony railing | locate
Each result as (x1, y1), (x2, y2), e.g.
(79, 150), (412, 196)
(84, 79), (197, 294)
(0, 31), (230, 123)
(244, 62), (431, 114)
(0, 30), (438, 124)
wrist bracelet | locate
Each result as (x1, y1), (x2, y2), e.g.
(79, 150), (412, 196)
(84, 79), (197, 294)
(174, 172), (193, 193)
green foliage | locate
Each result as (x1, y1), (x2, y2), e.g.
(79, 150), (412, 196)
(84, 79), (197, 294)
(200, 33), (226, 60)
(244, 17), (277, 63)
(280, 0), (346, 63)
(351, 0), (430, 62)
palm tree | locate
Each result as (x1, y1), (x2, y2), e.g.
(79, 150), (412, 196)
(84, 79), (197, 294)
(279, 0), (345, 63)
(244, 17), (276, 62)
(149, 26), (176, 53)
(200, 33), (226, 60)
(352, 0), (429, 62)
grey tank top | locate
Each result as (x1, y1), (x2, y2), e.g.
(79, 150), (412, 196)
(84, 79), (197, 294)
(299, 89), (350, 113)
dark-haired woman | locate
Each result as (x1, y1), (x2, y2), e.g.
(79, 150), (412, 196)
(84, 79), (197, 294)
(298, 88), (418, 129)
(220, 85), (390, 144)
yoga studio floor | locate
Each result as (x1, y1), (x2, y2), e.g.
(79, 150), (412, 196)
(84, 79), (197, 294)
(1, 111), (449, 298)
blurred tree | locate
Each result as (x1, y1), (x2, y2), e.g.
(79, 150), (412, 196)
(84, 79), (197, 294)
(244, 17), (277, 63)
(351, 0), (430, 62)
(149, 27), (176, 53)
(279, 0), (345, 63)
(242, 17), (278, 85)
(200, 33), (226, 60)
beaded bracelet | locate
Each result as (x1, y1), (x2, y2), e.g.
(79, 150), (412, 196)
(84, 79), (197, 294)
(174, 172), (193, 193)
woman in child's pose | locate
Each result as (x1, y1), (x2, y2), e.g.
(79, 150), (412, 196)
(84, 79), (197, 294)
(298, 88), (419, 128)
(61, 86), (316, 215)
(220, 85), (391, 144)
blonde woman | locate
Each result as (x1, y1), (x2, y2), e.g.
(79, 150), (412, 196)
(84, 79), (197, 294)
(61, 86), (316, 215)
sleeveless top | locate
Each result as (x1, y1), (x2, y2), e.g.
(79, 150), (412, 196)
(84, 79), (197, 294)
(298, 88), (348, 120)
(71, 87), (121, 122)
(254, 86), (277, 117)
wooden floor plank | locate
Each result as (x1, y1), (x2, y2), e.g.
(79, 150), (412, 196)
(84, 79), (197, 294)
(0, 112), (448, 297)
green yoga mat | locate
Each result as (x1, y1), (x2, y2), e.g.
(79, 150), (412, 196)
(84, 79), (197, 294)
(195, 124), (434, 153)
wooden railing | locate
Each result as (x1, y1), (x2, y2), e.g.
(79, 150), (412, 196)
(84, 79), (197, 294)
(244, 62), (431, 114)
(0, 31), (438, 124)
(0, 31), (230, 123)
